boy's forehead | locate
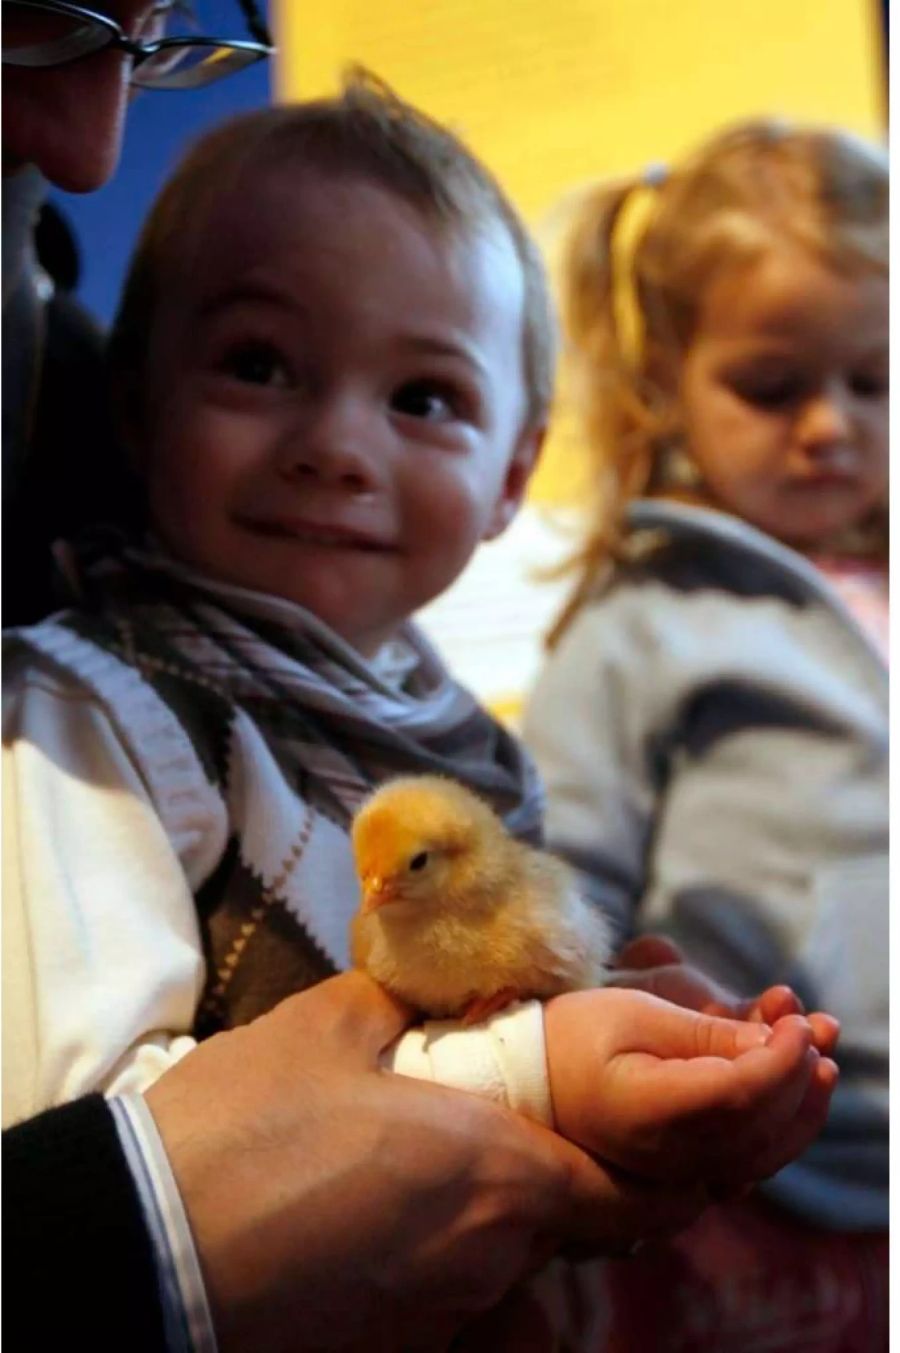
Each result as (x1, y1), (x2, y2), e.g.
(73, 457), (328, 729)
(176, 163), (527, 332)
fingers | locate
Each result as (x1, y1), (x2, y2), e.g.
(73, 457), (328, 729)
(713, 1016), (818, 1165)
(613, 989), (772, 1061)
(743, 985), (804, 1024)
(607, 960), (839, 1065)
(696, 1013), (815, 1121)
(717, 988), (839, 1061)
(684, 1016), (826, 1189)
(686, 1008), (777, 1060)
(270, 969), (416, 1062)
(604, 1012), (816, 1172)
(807, 1011), (840, 1057)
(738, 1056), (838, 1182)
(614, 935), (685, 970)
(702, 989), (840, 1062)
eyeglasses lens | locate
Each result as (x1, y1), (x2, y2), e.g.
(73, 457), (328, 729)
(2, 3), (110, 65)
(131, 42), (259, 89)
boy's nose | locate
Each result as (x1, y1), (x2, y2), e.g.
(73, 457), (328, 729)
(275, 397), (384, 494)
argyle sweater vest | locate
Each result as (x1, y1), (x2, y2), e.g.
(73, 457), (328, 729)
(20, 555), (544, 1038)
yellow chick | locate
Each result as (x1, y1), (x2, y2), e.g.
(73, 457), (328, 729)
(350, 775), (613, 1021)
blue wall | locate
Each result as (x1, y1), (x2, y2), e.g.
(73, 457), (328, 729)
(51, 0), (273, 325)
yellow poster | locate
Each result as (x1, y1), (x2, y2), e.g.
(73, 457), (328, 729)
(275, 0), (882, 226)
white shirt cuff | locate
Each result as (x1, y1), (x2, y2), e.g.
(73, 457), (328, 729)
(384, 999), (554, 1127)
(109, 1093), (217, 1353)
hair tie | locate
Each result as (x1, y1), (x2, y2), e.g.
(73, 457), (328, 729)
(642, 162), (668, 188)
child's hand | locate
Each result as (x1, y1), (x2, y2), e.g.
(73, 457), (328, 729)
(543, 986), (838, 1193)
(609, 934), (840, 1059)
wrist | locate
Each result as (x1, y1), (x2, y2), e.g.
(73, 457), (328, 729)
(385, 1000), (554, 1127)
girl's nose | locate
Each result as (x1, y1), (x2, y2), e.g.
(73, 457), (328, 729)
(795, 384), (855, 453)
(275, 396), (383, 494)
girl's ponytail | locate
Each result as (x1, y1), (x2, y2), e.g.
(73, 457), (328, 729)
(548, 174), (661, 647)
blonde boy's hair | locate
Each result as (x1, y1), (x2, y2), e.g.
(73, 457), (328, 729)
(109, 69), (556, 430)
(550, 119), (888, 645)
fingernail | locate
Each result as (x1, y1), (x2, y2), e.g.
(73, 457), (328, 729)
(768, 1013), (812, 1043)
(736, 1022), (770, 1049)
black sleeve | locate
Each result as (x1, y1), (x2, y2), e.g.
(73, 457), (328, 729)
(3, 1094), (169, 1350)
(3, 287), (143, 626)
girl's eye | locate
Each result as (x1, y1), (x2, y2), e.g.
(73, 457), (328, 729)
(408, 852), (430, 872)
(391, 381), (458, 422)
(218, 341), (292, 388)
(731, 374), (803, 410)
(851, 370), (888, 399)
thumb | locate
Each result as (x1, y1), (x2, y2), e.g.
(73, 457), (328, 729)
(626, 991), (771, 1061)
(550, 1140), (709, 1252)
(269, 969), (416, 1064)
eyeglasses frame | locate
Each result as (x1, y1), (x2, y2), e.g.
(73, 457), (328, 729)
(2, 0), (274, 81)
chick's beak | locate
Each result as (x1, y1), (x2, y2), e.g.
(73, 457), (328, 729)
(361, 875), (397, 914)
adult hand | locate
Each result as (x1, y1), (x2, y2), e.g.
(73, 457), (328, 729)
(146, 971), (704, 1353)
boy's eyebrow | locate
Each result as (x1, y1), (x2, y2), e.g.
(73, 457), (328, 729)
(196, 282), (297, 320)
(194, 283), (491, 377)
(398, 334), (490, 379)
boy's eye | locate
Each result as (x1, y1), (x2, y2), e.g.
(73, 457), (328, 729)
(218, 341), (292, 388)
(391, 380), (458, 422)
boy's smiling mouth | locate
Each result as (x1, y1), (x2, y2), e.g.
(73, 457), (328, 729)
(234, 514), (397, 552)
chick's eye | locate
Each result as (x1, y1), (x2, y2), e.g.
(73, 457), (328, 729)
(218, 341), (292, 388)
(391, 380), (457, 422)
(408, 851), (430, 872)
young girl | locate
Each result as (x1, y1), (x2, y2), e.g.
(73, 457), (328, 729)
(525, 120), (887, 1350)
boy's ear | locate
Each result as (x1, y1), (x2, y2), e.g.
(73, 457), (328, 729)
(482, 423), (546, 542)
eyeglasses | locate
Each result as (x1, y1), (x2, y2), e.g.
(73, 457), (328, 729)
(2, 0), (274, 89)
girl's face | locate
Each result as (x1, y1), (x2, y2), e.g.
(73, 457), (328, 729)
(677, 246), (888, 550)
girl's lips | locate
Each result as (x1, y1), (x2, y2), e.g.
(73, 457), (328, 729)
(789, 471), (857, 489)
(235, 514), (396, 551)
